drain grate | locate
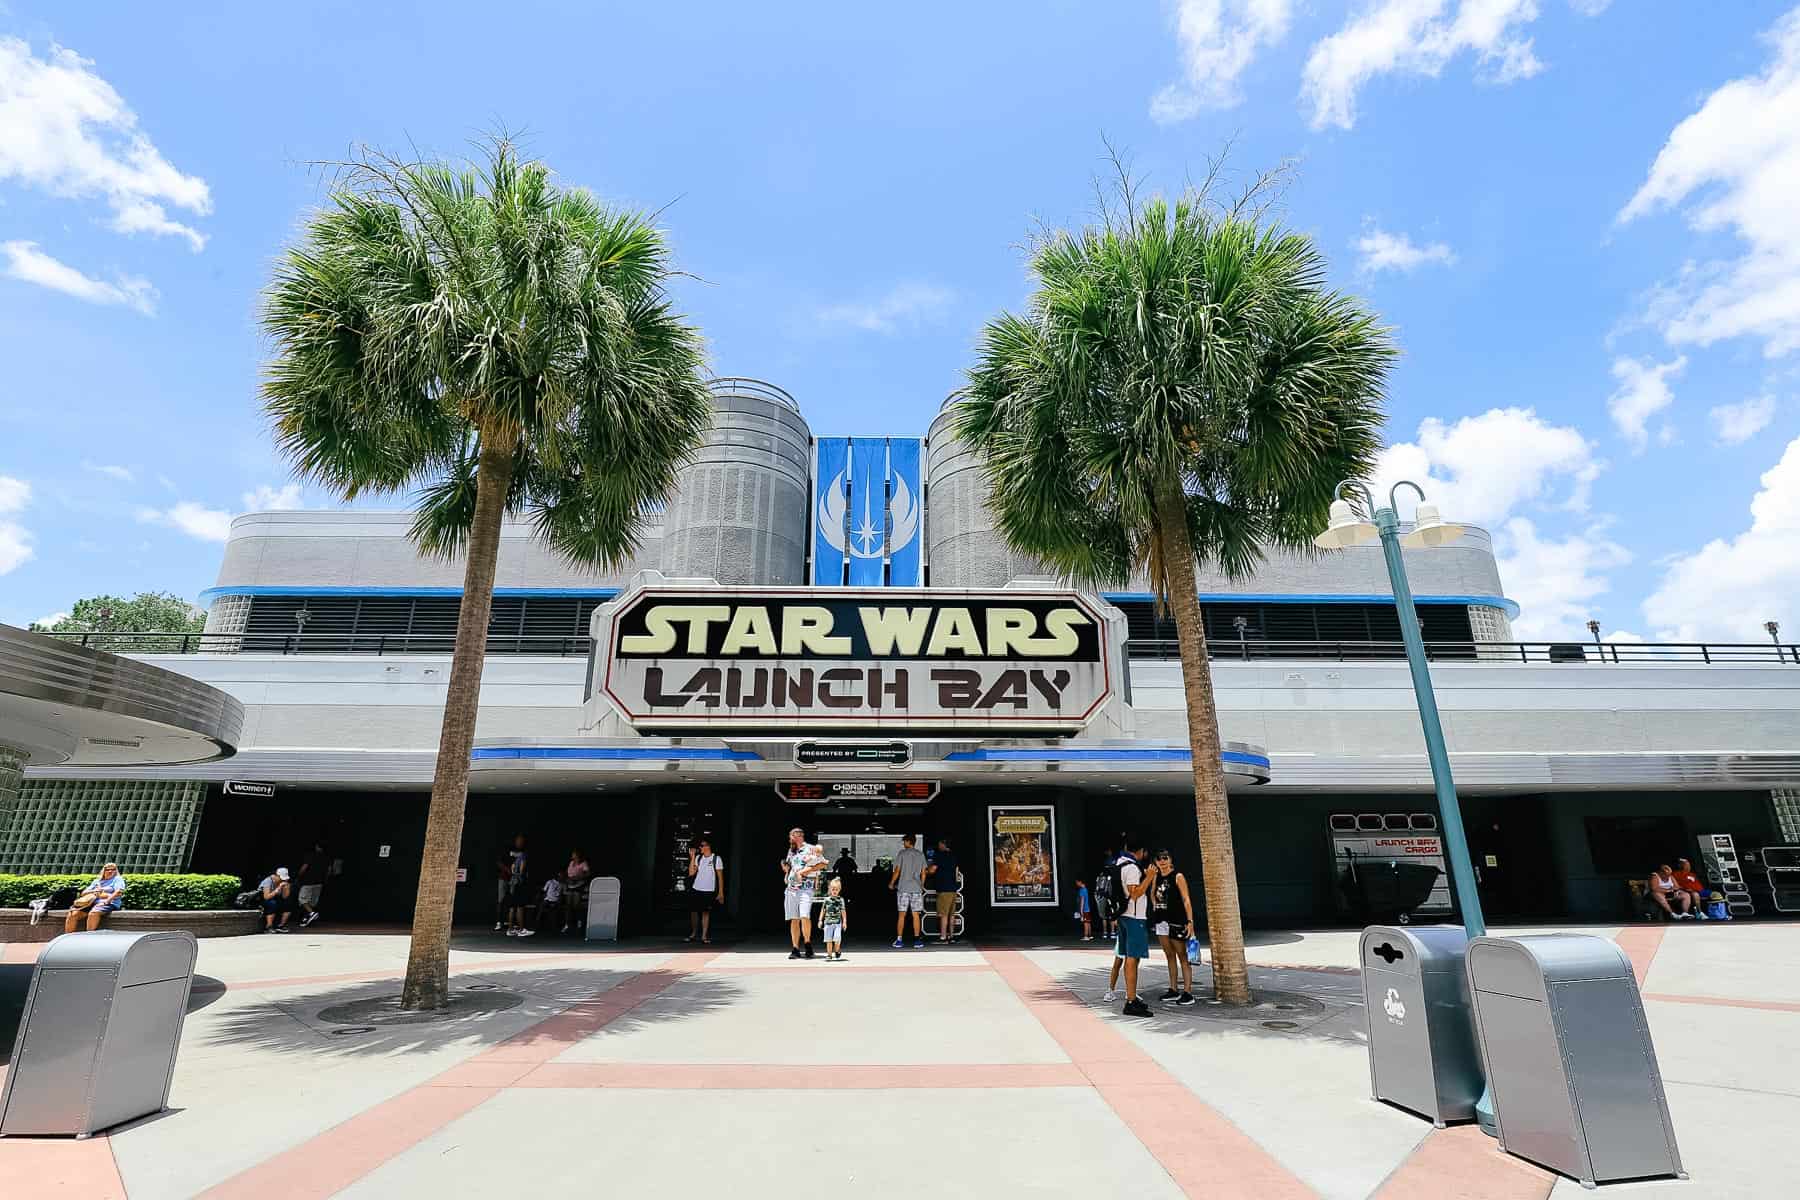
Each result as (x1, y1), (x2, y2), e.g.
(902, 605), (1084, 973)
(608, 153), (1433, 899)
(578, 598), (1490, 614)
(328, 1025), (376, 1036)
(1261, 1020), (1301, 1031)
(463, 984), (500, 992)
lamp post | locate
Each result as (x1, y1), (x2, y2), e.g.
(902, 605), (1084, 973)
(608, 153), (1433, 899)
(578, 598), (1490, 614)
(1317, 480), (1497, 1133)
(1587, 619), (1603, 662)
(1767, 620), (1781, 647)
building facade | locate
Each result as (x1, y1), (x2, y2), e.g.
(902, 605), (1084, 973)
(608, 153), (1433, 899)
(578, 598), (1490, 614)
(17, 378), (1800, 931)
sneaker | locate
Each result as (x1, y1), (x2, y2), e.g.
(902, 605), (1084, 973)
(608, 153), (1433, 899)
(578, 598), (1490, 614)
(913, 940), (926, 949)
(516, 929), (535, 938)
(302, 911), (320, 927)
(1158, 988), (1180, 1002)
(1176, 992), (1197, 1006)
(789, 948), (802, 959)
(1123, 998), (1154, 1017)
(803, 944), (815, 959)
(892, 938), (904, 949)
(505, 928), (518, 936)
(1102, 989), (1120, 1003)
(274, 926), (289, 934)
(494, 922), (504, 931)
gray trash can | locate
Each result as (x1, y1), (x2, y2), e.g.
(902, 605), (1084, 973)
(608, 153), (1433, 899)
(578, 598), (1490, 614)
(1360, 925), (1483, 1125)
(0, 930), (196, 1137)
(584, 876), (622, 942)
(1466, 934), (1683, 1187)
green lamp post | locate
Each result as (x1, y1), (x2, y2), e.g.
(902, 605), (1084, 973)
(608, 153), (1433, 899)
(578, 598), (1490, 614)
(1316, 479), (1496, 1133)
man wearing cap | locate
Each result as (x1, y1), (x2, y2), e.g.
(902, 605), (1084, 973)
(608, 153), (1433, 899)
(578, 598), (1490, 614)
(259, 866), (294, 933)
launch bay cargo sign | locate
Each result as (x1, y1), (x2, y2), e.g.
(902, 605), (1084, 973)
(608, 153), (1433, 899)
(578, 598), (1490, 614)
(597, 586), (1114, 732)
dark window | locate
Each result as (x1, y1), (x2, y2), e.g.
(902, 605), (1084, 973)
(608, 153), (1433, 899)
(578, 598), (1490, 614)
(1111, 598), (1475, 658)
(1584, 816), (1691, 876)
(238, 593), (606, 654)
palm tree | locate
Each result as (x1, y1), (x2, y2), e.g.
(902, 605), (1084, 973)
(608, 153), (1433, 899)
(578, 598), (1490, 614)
(953, 175), (1393, 1004)
(261, 140), (713, 1009)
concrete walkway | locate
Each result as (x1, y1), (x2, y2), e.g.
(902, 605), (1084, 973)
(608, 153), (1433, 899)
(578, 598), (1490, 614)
(2, 921), (1795, 1198)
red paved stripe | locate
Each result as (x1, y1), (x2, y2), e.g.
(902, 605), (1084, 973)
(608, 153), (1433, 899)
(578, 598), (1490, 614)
(1644, 991), (1800, 1014)
(1372, 1125), (1554, 1200)
(1612, 925), (1666, 986)
(195, 951), (716, 1199)
(981, 948), (1315, 1200)
(0, 1131), (127, 1198)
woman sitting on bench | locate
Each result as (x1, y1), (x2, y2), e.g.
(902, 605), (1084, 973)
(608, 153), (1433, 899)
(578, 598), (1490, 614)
(64, 862), (127, 932)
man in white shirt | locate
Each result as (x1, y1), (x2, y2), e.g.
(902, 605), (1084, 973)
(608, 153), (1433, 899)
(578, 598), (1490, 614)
(1113, 841), (1156, 1017)
(687, 838), (725, 944)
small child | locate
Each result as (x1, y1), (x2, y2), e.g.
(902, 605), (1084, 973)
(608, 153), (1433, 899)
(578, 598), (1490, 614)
(1074, 880), (1093, 941)
(537, 872), (564, 933)
(820, 877), (848, 960)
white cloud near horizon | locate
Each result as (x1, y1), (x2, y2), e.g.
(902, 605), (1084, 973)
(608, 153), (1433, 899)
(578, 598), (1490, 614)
(1619, 11), (1800, 358)
(1301, 0), (1547, 131)
(0, 37), (211, 250)
(243, 483), (304, 511)
(136, 500), (231, 542)
(1645, 433), (1800, 640)
(1710, 395), (1778, 445)
(1355, 226), (1456, 274)
(0, 474), (32, 576)
(1, 241), (157, 315)
(1150, 0), (1295, 122)
(31, 611), (69, 630)
(1374, 406), (1601, 526)
(816, 282), (954, 334)
(1497, 516), (1631, 640)
(1606, 354), (1685, 451)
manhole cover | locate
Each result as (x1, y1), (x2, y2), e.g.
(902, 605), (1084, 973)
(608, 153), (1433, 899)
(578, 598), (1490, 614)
(462, 984), (500, 992)
(1262, 1020), (1301, 1031)
(317, 989), (524, 1027)
(329, 1025), (376, 1036)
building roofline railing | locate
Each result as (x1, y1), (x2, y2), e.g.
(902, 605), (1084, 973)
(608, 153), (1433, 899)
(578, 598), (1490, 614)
(28, 630), (1800, 666)
(706, 376), (801, 413)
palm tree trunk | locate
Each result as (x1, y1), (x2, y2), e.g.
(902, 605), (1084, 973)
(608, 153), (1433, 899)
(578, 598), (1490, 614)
(1154, 475), (1251, 1006)
(401, 436), (515, 1010)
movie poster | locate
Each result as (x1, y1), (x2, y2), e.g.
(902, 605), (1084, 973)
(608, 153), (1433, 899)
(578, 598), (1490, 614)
(989, 805), (1059, 906)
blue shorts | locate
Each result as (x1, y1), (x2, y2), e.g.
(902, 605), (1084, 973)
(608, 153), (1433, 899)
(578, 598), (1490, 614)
(1116, 916), (1149, 960)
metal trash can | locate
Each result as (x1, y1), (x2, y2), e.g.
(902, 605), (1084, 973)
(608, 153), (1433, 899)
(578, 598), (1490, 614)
(1360, 925), (1483, 1125)
(0, 931), (196, 1137)
(1466, 934), (1684, 1187)
(584, 876), (622, 942)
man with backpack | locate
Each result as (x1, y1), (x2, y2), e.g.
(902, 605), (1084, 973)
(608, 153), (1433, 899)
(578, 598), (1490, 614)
(1099, 840), (1156, 1017)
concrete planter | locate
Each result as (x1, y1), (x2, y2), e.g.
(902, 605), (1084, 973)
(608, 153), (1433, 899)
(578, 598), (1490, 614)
(0, 907), (260, 942)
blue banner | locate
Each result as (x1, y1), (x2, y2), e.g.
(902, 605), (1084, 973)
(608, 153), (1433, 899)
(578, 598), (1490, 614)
(812, 437), (849, 586)
(885, 438), (923, 586)
(847, 438), (888, 586)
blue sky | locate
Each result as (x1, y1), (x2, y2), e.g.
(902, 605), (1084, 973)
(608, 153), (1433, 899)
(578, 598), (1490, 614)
(3, 1), (1799, 643)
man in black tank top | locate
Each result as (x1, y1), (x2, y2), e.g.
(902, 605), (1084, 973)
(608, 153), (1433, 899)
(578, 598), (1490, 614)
(1149, 850), (1197, 1005)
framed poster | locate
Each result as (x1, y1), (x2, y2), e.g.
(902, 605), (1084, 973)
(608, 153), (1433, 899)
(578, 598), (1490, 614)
(988, 805), (1059, 907)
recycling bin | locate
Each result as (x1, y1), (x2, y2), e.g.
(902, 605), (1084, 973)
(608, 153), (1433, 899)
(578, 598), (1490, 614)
(0, 931), (196, 1137)
(1360, 925), (1483, 1125)
(584, 876), (622, 942)
(1466, 934), (1684, 1187)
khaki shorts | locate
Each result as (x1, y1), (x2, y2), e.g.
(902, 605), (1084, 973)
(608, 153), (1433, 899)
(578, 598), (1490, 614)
(935, 891), (957, 920)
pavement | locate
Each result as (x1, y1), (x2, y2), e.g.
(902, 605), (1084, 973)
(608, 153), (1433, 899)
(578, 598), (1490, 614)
(1, 919), (1796, 1198)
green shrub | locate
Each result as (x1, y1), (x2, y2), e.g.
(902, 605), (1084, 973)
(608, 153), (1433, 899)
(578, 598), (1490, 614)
(0, 873), (243, 910)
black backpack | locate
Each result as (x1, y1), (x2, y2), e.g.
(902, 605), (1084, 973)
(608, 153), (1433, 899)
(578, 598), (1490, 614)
(1104, 855), (1136, 918)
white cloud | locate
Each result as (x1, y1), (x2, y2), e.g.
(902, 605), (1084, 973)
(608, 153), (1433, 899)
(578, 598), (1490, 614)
(137, 500), (231, 542)
(82, 461), (134, 482)
(243, 483), (304, 511)
(1496, 516), (1631, 640)
(31, 611), (68, 629)
(1301, 0), (1547, 131)
(1710, 395), (1778, 446)
(0, 474), (32, 575)
(0, 38), (211, 250)
(1644, 433), (1800, 640)
(1619, 11), (1800, 357)
(1606, 354), (1684, 451)
(1149, 0), (1294, 121)
(2, 241), (157, 315)
(1374, 407), (1602, 526)
(1567, 0), (1611, 14)
(1355, 226), (1456, 274)
(816, 282), (954, 334)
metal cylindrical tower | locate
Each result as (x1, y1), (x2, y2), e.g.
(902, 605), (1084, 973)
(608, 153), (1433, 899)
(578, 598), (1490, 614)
(659, 378), (812, 586)
(924, 402), (1045, 588)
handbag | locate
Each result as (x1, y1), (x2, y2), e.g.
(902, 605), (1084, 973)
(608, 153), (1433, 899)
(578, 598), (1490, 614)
(1185, 935), (1203, 965)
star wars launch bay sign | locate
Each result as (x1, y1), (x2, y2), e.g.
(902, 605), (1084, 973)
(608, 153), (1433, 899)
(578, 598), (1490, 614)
(595, 585), (1115, 732)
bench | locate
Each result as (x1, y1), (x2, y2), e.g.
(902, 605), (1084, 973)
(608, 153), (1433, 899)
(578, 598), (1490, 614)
(0, 907), (261, 943)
